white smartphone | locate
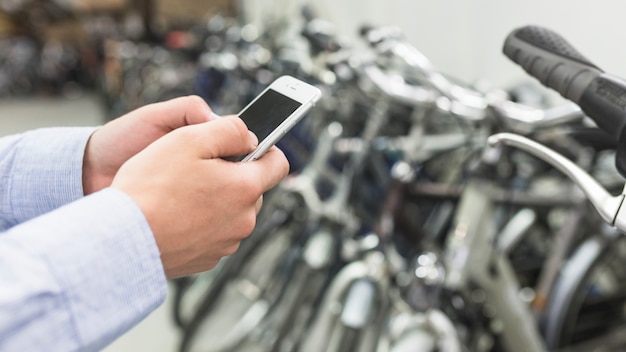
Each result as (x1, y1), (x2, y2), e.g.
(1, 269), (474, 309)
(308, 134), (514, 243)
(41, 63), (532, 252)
(235, 75), (322, 162)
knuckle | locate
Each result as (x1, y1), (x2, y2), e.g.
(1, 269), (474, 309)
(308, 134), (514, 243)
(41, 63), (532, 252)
(224, 117), (249, 140)
(267, 148), (290, 178)
(237, 176), (263, 199)
(277, 154), (290, 176)
(184, 95), (209, 109)
(240, 211), (257, 238)
(205, 259), (220, 270)
(225, 242), (241, 256)
(172, 124), (196, 140)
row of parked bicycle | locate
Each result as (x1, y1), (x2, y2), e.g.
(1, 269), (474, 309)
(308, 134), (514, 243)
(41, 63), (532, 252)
(131, 7), (626, 352)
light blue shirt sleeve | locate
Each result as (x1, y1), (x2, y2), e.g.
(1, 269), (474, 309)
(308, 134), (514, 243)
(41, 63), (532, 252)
(0, 128), (168, 351)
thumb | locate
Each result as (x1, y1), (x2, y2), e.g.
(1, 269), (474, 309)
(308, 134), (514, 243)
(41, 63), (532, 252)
(186, 116), (257, 159)
(142, 95), (218, 130)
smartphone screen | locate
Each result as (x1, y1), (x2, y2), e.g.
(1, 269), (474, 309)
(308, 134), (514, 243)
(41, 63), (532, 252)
(239, 89), (302, 142)
(233, 75), (321, 162)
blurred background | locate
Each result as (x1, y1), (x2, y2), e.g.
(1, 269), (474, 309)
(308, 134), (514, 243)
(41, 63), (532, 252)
(2, 0), (626, 351)
(1, 0), (625, 114)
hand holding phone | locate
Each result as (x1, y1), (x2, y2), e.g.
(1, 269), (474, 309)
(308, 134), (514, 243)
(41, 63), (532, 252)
(234, 75), (322, 162)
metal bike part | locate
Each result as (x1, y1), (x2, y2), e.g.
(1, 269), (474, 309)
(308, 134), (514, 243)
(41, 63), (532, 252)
(496, 208), (537, 255)
(542, 234), (608, 349)
(542, 222), (626, 350)
(381, 311), (437, 352)
(363, 28), (488, 120)
(377, 305), (462, 352)
(334, 279), (377, 350)
(532, 202), (587, 316)
(443, 181), (548, 352)
(360, 64), (438, 107)
(242, 228), (338, 352)
(402, 252), (446, 313)
(299, 261), (367, 352)
(281, 122), (343, 217)
(364, 25), (588, 133)
(489, 98), (584, 135)
(428, 309), (463, 352)
(488, 133), (626, 231)
(300, 252), (387, 352)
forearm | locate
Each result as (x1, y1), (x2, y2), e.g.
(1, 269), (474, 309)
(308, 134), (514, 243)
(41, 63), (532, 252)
(0, 188), (167, 351)
(0, 127), (96, 230)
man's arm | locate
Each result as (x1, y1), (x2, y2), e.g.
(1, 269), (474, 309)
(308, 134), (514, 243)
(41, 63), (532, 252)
(0, 188), (167, 351)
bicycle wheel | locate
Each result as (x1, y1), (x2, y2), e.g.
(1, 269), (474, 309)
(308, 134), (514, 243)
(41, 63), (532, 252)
(543, 229), (626, 351)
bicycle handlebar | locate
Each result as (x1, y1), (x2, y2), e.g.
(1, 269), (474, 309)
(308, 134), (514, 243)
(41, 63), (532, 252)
(359, 25), (585, 131)
(503, 25), (626, 145)
(503, 26), (601, 103)
(489, 97), (584, 133)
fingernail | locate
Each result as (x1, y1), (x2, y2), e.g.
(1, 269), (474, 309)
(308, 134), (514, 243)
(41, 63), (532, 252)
(249, 131), (258, 148)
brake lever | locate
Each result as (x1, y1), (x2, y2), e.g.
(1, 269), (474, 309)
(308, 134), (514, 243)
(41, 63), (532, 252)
(487, 133), (626, 231)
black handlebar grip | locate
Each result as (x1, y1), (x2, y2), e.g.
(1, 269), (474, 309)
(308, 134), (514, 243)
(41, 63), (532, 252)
(504, 25), (626, 176)
(504, 25), (626, 141)
(503, 25), (603, 104)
